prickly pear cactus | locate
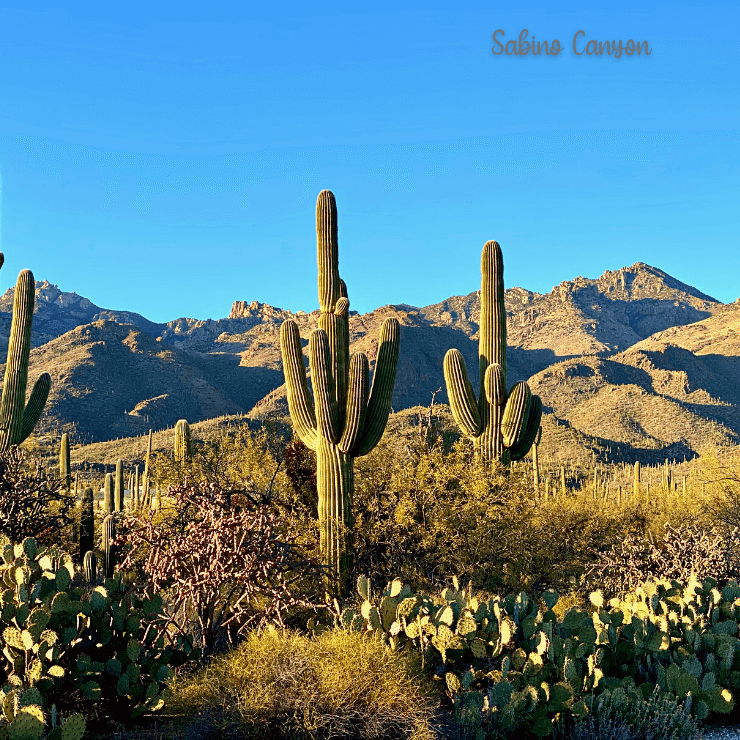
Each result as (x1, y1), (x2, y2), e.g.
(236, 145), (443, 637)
(0, 538), (193, 722)
(443, 242), (542, 463)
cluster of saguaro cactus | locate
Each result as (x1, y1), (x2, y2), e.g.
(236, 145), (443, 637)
(174, 419), (191, 463)
(443, 241), (542, 463)
(0, 256), (51, 450)
(280, 190), (400, 593)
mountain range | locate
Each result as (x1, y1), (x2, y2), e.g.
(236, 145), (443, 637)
(3, 262), (737, 463)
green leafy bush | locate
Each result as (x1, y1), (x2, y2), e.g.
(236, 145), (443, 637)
(0, 538), (193, 725)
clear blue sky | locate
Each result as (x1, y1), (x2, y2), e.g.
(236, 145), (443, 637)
(0, 1), (737, 322)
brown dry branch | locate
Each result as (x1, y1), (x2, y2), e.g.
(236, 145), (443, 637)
(0, 446), (74, 544)
(586, 522), (740, 596)
(119, 480), (325, 659)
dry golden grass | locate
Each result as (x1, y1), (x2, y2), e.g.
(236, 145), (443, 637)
(169, 628), (441, 740)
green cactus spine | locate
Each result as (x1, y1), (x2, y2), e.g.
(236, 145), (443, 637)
(443, 241), (541, 463)
(102, 514), (116, 579)
(114, 459), (124, 512)
(0, 265), (52, 450)
(103, 473), (114, 514)
(280, 190), (400, 593)
(79, 486), (95, 561)
(83, 549), (97, 583)
(174, 419), (191, 464)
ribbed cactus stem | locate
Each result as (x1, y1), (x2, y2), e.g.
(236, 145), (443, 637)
(279, 190), (400, 595)
(174, 419), (191, 464)
(79, 486), (95, 562)
(532, 438), (540, 494)
(133, 465), (140, 510)
(84, 550), (97, 583)
(114, 459), (124, 512)
(634, 461), (641, 497)
(60, 433), (70, 493)
(0, 269), (51, 449)
(142, 429), (152, 509)
(103, 473), (114, 514)
(444, 241), (541, 463)
(102, 514), (116, 579)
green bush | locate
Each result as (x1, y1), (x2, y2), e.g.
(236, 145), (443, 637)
(553, 685), (699, 740)
(169, 627), (440, 739)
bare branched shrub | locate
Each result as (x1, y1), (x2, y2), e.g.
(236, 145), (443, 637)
(586, 522), (740, 596)
(0, 446), (74, 544)
(119, 481), (325, 659)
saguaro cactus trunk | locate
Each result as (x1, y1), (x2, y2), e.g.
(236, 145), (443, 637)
(0, 263), (51, 450)
(280, 190), (400, 594)
(443, 241), (542, 463)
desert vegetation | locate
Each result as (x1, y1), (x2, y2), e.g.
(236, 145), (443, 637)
(3, 192), (740, 740)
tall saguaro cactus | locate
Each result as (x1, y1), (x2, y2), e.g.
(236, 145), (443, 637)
(444, 241), (542, 463)
(0, 259), (51, 450)
(280, 190), (400, 592)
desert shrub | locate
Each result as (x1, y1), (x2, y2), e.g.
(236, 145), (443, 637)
(0, 538), (192, 730)
(352, 439), (535, 593)
(119, 481), (325, 659)
(0, 447), (74, 545)
(169, 628), (440, 740)
(586, 522), (740, 596)
(553, 685), (699, 740)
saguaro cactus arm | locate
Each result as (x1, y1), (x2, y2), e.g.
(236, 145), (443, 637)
(338, 352), (369, 454)
(280, 321), (318, 451)
(309, 329), (340, 444)
(509, 395), (543, 461)
(0, 268), (50, 449)
(19, 372), (51, 442)
(443, 348), (482, 437)
(353, 317), (401, 456)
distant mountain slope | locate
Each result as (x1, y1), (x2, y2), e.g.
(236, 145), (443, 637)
(2, 263), (733, 455)
(421, 263), (720, 360)
(17, 321), (281, 442)
(524, 302), (740, 463)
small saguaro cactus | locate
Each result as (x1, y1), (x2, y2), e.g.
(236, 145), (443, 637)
(60, 432), (70, 492)
(114, 459), (124, 512)
(84, 549), (97, 583)
(0, 258), (52, 450)
(102, 514), (116, 579)
(103, 473), (114, 513)
(174, 419), (191, 463)
(280, 190), (400, 593)
(443, 241), (541, 463)
(79, 486), (95, 561)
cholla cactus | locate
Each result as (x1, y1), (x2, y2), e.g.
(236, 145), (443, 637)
(0, 260), (51, 450)
(280, 191), (400, 592)
(443, 241), (541, 463)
